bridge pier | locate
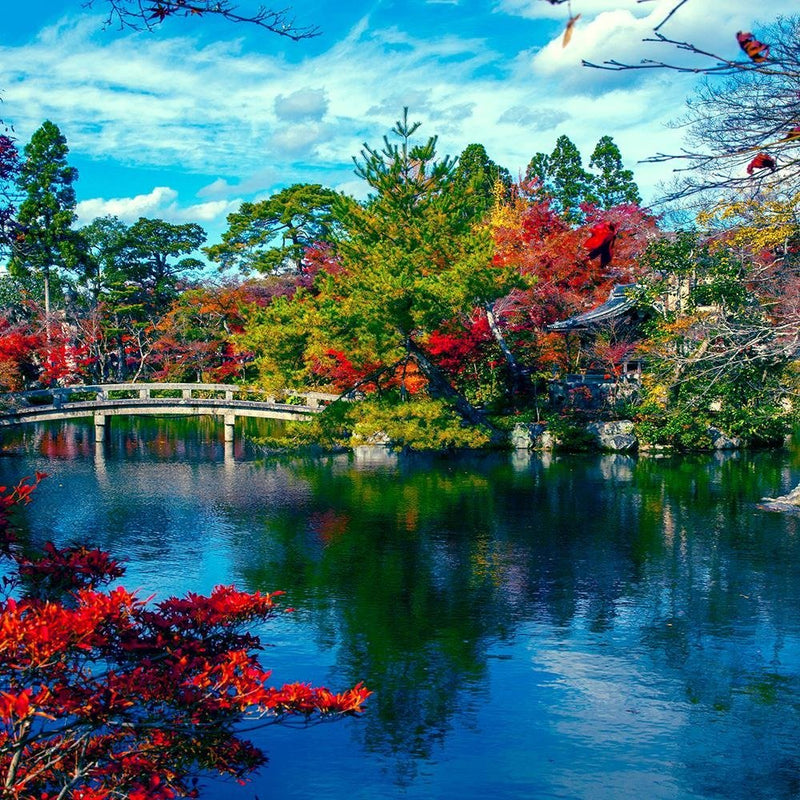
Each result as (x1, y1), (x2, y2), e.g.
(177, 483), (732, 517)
(94, 412), (106, 442)
(224, 413), (236, 443)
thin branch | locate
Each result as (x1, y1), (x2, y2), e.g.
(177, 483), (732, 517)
(82, 0), (320, 40)
(653, 0), (689, 33)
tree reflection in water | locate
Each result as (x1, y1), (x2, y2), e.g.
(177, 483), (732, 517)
(0, 419), (798, 798)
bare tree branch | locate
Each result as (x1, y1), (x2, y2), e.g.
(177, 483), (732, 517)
(652, 0), (689, 33)
(83, 0), (320, 40)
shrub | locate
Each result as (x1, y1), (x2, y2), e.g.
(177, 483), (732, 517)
(257, 396), (492, 452)
(349, 397), (492, 451)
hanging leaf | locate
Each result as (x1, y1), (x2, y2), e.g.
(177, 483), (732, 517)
(736, 31), (770, 63)
(746, 153), (776, 175)
(563, 14), (581, 48)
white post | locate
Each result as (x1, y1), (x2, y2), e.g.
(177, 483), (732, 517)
(94, 412), (106, 442)
(224, 413), (236, 443)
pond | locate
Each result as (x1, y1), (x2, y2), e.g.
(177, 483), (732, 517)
(1, 417), (799, 800)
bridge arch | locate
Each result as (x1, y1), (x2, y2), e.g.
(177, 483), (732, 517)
(0, 383), (340, 444)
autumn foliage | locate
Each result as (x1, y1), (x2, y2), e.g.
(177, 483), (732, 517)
(484, 188), (658, 375)
(0, 475), (369, 799)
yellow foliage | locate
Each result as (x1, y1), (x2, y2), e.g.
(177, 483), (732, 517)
(697, 193), (800, 256)
(640, 374), (669, 409)
(487, 178), (525, 231)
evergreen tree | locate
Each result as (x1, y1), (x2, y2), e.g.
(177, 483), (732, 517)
(119, 217), (206, 303)
(588, 135), (641, 208)
(0, 134), (20, 260)
(77, 215), (129, 304)
(525, 135), (596, 222)
(206, 183), (349, 275)
(524, 151), (550, 190)
(10, 121), (82, 318)
(452, 143), (512, 221)
(241, 109), (518, 421)
(75, 216), (205, 381)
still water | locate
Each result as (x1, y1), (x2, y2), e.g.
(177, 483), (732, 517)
(1, 417), (799, 800)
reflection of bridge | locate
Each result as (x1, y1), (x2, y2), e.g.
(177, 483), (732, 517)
(0, 383), (339, 443)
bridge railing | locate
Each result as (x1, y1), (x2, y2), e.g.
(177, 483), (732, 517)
(0, 383), (343, 411)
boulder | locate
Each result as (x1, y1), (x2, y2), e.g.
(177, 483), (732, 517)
(707, 426), (741, 450)
(759, 483), (800, 513)
(585, 420), (638, 452)
(510, 423), (556, 451)
(537, 430), (557, 451)
(510, 422), (534, 449)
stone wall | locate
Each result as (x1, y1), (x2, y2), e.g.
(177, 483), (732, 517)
(511, 419), (744, 453)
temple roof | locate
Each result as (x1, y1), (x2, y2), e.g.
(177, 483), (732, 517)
(548, 283), (638, 332)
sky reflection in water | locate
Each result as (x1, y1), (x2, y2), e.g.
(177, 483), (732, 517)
(0, 417), (798, 800)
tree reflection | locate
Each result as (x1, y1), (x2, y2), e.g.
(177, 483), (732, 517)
(233, 449), (800, 794)
(1, 422), (799, 798)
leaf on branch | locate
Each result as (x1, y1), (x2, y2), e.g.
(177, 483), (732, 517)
(584, 222), (617, 269)
(736, 31), (770, 63)
(149, 4), (172, 21)
(562, 14), (581, 48)
(781, 126), (800, 142)
(746, 153), (776, 175)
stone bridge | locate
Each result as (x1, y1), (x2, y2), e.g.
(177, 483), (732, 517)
(0, 383), (340, 443)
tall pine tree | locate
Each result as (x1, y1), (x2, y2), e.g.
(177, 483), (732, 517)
(11, 121), (81, 318)
(525, 135), (596, 222)
(452, 143), (512, 221)
(240, 110), (518, 420)
(588, 136), (641, 208)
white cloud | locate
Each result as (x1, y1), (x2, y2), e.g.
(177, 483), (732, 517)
(6, 0), (793, 220)
(271, 123), (331, 157)
(196, 178), (234, 199)
(497, 0), (797, 27)
(76, 186), (240, 227)
(196, 169), (283, 199)
(275, 88), (329, 122)
(497, 105), (570, 131)
(506, 0), (799, 78)
(76, 186), (179, 221)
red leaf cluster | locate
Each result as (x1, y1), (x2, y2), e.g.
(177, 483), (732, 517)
(0, 477), (370, 798)
(490, 198), (657, 372)
(747, 152), (776, 175)
(736, 31), (770, 63)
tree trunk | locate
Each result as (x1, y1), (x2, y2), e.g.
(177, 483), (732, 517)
(116, 329), (125, 382)
(484, 301), (527, 394)
(43, 266), (51, 320)
(407, 339), (502, 440)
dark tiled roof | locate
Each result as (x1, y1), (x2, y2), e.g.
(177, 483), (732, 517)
(548, 283), (638, 331)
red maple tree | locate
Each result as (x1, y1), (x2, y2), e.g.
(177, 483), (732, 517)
(0, 475), (369, 799)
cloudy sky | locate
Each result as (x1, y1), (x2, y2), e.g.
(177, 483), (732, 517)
(1, 0), (794, 246)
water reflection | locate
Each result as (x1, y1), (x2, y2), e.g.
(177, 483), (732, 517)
(0, 421), (798, 799)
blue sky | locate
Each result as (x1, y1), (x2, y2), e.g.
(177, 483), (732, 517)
(1, 0), (794, 247)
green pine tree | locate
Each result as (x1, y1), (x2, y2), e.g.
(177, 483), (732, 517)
(452, 143), (512, 221)
(588, 135), (641, 208)
(10, 121), (82, 318)
(206, 183), (349, 275)
(240, 109), (518, 422)
(525, 135), (596, 222)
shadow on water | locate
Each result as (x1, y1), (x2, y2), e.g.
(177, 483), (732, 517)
(0, 419), (799, 799)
